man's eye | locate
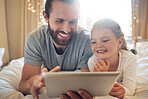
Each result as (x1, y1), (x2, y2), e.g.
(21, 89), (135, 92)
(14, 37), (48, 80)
(56, 20), (64, 23)
(91, 42), (96, 44)
(103, 40), (109, 42)
(69, 21), (77, 24)
(69, 20), (78, 24)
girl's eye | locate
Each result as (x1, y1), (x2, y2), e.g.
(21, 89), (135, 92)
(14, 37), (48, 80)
(91, 41), (96, 44)
(103, 40), (109, 42)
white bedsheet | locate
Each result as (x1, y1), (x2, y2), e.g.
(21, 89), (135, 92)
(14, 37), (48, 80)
(0, 58), (24, 99)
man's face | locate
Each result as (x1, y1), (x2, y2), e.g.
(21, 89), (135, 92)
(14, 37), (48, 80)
(48, 1), (79, 46)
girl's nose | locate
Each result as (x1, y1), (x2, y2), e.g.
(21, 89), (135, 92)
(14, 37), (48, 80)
(96, 41), (103, 48)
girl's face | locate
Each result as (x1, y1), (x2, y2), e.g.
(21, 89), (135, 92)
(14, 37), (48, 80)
(91, 28), (123, 60)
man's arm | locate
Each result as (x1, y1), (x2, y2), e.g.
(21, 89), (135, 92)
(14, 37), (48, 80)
(19, 64), (60, 99)
(19, 64), (41, 95)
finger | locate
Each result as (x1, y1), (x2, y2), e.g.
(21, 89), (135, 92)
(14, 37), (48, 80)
(110, 86), (121, 92)
(110, 87), (124, 97)
(116, 87), (125, 97)
(32, 76), (41, 89)
(114, 83), (121, 87)
(60, 94), (71, 99)
(94, 64), (100, 71)
(38, 74), (45, 87)
(111, 83), (124, 92)
(97, 61), (105, 71)
(104, 58), (107, 65)
(96, 61), (102, 68)
(38, 82), (45, 88)
(31, 75), (44, 90)
(40, 68), (48, 82)
(104, 59), (110, 67)
(110, 90), (121, 96)
(50, 66), (60, 72)
(99, 60), (106, 66)
(93, 67), (97, 72)
(117, 92), (125, 99)
(119, 95), (124, 99)
(31, 86), (39, 99)
(99, 60), (108, 71)
(95, 61), (103, 71)
(42, 68), (48, 72)
(39, 75), (44, 82)
(104, 59), (110, 69)
(78, 89), (92, 99)
(110, 90), (124, 99)
(67, 91), (81, 99)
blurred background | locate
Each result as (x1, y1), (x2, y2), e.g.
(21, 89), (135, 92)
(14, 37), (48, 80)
(0, 0), (148, 65)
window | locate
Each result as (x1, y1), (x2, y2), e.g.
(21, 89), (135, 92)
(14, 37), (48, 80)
(79, 0), (132, 36)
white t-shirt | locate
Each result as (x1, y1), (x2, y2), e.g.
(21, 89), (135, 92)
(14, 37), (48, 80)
(88, 50), (137, 96)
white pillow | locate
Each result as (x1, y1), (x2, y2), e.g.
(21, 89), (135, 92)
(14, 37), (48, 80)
(0, 48), (5, 67)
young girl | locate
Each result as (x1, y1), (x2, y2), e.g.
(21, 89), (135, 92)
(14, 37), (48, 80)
(88, 18), (137, 99)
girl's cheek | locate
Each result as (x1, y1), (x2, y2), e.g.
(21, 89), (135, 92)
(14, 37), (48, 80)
(91, 45), (93, 49)
(91, 46), (95, 52)
(91, 44), (95, 48)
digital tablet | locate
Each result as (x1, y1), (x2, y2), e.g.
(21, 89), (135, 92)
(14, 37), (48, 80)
(43, 72), (119, 98)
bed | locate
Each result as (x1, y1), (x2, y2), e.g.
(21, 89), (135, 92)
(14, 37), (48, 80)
(0, 41), (148, 99)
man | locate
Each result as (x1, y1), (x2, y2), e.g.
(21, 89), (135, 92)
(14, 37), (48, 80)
(19, 0), (93, 99)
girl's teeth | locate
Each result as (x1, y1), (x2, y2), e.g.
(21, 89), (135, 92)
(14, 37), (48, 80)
(97, 50), (106, 52)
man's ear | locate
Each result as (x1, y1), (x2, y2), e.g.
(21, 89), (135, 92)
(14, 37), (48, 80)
(43, 11), (49, 23)
(118, 37), (124, 49)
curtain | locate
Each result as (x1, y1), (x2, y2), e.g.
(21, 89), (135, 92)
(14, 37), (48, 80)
(0, 0), (10, 66)
(132, 0), (148, 40)
(20, 0), (44, 57)
(0, 0), (44, 66)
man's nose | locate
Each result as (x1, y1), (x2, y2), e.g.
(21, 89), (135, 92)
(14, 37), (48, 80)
(62, 23), (71, 34)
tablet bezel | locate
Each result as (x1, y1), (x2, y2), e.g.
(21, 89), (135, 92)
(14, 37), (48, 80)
(43, 72), (119, 98)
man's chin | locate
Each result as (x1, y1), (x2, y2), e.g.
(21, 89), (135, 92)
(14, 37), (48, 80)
(57, 43), (69, 46)
(55, 41), (69, 46)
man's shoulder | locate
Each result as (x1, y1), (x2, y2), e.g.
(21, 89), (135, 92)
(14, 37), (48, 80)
(29, 24), (48, 40)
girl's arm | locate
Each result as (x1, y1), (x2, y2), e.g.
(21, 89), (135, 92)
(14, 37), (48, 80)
(120, 55), (137, 95)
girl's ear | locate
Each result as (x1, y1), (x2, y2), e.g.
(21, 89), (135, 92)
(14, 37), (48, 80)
(118, 37), (124, 49)
(43, 11), (49, 23)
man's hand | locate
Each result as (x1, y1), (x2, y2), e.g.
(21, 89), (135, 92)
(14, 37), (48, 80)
(31, 66), (60, 99)
(60, 89), (92, 99)
(93, 59), (110, 72)
(109, 83), (125, 99)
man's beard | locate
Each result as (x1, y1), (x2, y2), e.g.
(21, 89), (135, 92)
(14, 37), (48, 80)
(48, 24), (75, 46)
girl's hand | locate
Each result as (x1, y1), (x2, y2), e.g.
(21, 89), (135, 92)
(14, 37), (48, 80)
(93, 59), (110, 72)
(109, 83), (125, 99)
